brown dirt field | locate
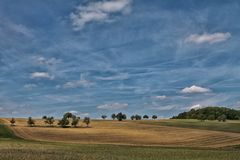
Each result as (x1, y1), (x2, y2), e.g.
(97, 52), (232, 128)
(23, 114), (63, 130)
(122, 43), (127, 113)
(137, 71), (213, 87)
(2, 118), (240, 148)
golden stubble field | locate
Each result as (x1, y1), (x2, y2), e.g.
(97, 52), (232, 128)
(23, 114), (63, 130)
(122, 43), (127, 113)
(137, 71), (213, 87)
(2, 118), (240, 148)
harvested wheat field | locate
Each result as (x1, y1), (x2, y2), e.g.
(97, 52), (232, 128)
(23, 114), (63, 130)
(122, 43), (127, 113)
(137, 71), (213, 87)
(2, 118), (240, 148)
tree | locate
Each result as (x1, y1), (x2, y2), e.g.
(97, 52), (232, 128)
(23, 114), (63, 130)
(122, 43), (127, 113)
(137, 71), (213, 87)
(71, 116), (80, 127)
(58, 112), (75, 128)
(197, 114), (206, 121)
(116, 112), (127, 121)
(10, 118), (16, 126)
(135, 114), (142, 120)
(58, 117), (69, 128)
(152, 115), (157, 120)
(130, 115), (135, 120)
(43, 116), (55, 126)
(143, 115), (149, 119)
(83, 117), (90, 127)
(217, 114), (227, 122)
(64, 112), (73, 119)
(111, 114), (116, 120)
(27, 117), (35, 127)
(101, 115), (107, 120)
(207, 114), (215, 120)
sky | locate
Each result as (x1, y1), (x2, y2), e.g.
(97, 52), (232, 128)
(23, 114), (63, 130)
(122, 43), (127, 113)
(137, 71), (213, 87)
(0, 0), (240, 118)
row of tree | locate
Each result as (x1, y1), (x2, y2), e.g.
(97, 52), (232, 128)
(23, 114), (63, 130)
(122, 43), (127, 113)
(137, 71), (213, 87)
(101, 113), (158, 121)
(9, 112), (159, 127)
(9, 112), (91, 128)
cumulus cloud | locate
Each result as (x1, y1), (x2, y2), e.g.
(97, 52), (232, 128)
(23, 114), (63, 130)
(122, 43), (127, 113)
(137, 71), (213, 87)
(31, 72), (54, 80)
(153, 95), (167, 100)
(97, 102), (128, 110)
(181, 85), (211, 93)
(185, 32), (231, 44)
(63, 74), (94, 89)
(190, 104), (203, 110)
(70, 0), (133, 30)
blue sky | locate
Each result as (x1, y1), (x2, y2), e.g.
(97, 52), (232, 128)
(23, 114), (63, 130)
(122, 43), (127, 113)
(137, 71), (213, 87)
(0, 0), (240, 118)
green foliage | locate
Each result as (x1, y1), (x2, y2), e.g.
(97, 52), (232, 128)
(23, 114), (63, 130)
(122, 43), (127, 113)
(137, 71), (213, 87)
(101, 115), (107, 120)
(131, 115), (135, 120)
(71, 116), (80, 127)
(135, 114), (142, 120)
(83, 117), (90, 127)
(27, 117), (35, 127)
(43, 116), (55, 126)
(42, 116), (47, 119)
(131, 115), (142, 120)
(58, 118), (69, 127)
(143, 115), (149, 119)
(116, 112), (127, 121)
(0, 123), (18, 139)
(217, 114), (227, 122)
(111, 114), (116, 120)
(152, 115), (158, 120)
(172, 106), (240, 120)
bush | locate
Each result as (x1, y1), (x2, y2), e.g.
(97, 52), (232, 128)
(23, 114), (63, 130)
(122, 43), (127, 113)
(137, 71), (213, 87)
(27, 117), (35, 127)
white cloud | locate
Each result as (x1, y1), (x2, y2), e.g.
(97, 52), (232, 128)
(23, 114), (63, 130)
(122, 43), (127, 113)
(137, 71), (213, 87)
(97, 102), (128, 110)
(24, 84), (37, 90)
(96, 73), (129, 80)
(31, 72), (54, 80)
(185, 32), (231, 44)
(63, 74), (94, 89)
(36, 56), (61, 66)
(190, 104), (203, 110)
(69, 110), (78, 114)
(70, 0), (133, 30)
(9, 23), (33, 38)
(181, 85), (211, 94)
(153, 95), (167, 100)
(0, 107), (3, 111)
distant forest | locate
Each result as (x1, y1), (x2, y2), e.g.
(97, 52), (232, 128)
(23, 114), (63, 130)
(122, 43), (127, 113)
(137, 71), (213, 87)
(172, 107), (240, 121)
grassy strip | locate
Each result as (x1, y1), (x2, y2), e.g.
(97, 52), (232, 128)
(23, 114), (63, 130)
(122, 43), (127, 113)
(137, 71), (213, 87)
(138, 119), (240, 133)
(0, 120), (19, 139)
(0, 139), (240, 160)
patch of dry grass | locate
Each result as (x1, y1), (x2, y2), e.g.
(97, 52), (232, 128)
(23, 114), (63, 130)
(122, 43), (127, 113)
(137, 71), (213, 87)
(2, 118), (240, 148)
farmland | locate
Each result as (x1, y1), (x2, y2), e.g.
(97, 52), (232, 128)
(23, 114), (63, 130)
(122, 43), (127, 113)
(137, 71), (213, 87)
(1, 118), (240, 160)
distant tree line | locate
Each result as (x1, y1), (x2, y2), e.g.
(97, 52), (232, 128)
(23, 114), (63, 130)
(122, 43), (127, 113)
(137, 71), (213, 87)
(172, 106), (240, 121)
(102, 113), (158, 121)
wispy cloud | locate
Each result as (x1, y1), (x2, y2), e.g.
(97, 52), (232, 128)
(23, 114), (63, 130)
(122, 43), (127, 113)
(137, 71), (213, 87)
(153, 95), (167, 100)
(31, 72), (54, 80)
(97, 102), (128, 110)
(96, 73), (129, 81)
(185, 32), (231, 44)
(181, 85), (211, 94)
(70, 0), (133, 30)
(35, 56), (61, 66)
(24, 84), (37, 90)
(63, 74), (94, 89)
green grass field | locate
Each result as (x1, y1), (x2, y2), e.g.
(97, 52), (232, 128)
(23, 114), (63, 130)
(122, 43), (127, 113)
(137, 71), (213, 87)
(138, 119), (240, 133)
(1, 119), (240, 160)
